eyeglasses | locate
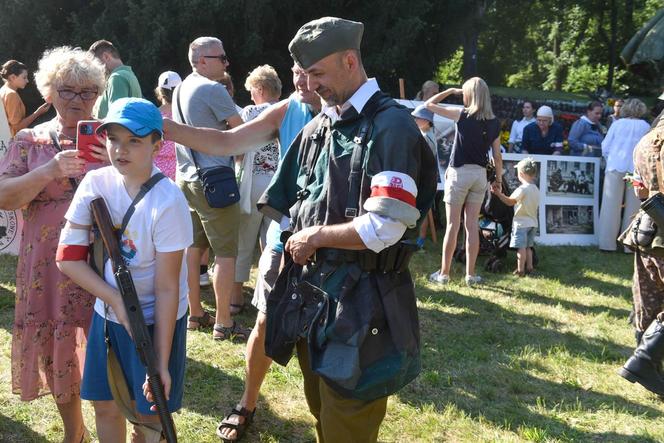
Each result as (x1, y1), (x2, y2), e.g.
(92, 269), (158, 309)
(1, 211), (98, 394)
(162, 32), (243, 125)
(203, 54), (229, 63)
(57, 89), (98, 101)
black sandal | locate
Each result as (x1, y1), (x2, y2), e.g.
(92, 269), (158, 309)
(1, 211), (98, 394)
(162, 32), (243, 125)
(216, 406), (256, 442)
(213, 321), (251, 342)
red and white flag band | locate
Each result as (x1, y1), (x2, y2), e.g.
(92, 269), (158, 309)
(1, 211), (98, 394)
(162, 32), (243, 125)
(369, 171), (418, 207)
(56, 225), (89, 261)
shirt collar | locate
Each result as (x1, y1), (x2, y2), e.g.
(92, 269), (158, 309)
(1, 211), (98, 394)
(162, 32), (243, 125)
(581, 115), (596, 126)
(322, 78), (380, 123)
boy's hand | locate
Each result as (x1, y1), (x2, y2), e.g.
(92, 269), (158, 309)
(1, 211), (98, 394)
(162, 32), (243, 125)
(143, 369), (171, 412)
(110, 295), (132, 339)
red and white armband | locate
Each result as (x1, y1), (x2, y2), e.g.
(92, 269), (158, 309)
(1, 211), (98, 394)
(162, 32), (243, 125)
(363, 171), (420, 228)
(56, 224), (90, 261)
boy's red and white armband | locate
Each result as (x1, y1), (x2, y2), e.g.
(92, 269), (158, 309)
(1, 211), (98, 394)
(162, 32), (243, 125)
(56, 224), (90, 261)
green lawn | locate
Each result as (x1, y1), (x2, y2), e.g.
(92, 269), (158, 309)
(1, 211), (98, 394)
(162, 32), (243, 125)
(1, 244), (664, 442)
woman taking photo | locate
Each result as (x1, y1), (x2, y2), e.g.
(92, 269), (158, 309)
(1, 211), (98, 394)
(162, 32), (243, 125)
(0, 47), (106, 443)
(425, 77), (503, 285)
(1, 60), (51, 137)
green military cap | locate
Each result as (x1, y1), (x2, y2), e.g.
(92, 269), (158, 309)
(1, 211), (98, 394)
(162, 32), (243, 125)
(289, 17), (364, 69)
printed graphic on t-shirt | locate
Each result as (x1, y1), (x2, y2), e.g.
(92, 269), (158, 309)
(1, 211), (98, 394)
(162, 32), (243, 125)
(120, 235), (138, 264)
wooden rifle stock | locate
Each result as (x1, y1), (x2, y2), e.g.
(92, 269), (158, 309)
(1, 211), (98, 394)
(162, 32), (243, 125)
(90, 198), (177, 443)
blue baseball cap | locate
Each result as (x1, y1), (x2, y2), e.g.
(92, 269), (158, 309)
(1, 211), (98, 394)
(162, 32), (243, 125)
(97, 97), (163, 137)
(411, 104), (434, 123)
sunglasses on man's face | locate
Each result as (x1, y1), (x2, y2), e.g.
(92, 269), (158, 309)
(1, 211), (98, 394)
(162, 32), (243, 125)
(203, 54), (229, 63)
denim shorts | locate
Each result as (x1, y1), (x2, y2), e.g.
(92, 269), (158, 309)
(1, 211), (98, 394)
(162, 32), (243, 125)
(81, 312), (187, 414)
(510, 226), (536, 248)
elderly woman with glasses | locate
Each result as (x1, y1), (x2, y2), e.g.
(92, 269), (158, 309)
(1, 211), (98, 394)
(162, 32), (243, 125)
(0, 46), (106, 443)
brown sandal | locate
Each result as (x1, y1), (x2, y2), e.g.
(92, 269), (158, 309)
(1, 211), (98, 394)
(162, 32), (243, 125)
(187, 311), (215, 330)
(213, 321), (251, 342)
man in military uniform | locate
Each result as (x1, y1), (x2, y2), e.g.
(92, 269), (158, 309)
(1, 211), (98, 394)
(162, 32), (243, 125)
(619, 118), (664, 395)
(257, 17), (437, 442)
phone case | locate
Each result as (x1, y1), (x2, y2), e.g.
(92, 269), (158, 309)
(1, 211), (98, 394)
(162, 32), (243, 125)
(76, 120), (103, 162)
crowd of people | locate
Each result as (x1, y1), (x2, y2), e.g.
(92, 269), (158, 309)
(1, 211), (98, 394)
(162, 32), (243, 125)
(1, 14), (664, 443)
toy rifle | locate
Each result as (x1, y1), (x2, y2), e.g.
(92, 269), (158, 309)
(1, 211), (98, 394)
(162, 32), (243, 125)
(91, 197), (177, 443)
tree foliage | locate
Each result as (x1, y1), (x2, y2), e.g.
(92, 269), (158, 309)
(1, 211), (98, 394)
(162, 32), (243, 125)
(0, 0), (467, 107)
(0, 0), (661, 113)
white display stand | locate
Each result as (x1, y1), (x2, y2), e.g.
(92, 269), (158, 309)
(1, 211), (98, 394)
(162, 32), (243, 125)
(0, 102), (22, 255)
(503, 153), (601, 246)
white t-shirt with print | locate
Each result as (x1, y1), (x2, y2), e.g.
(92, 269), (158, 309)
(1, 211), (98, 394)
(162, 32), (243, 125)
(510, 182), (540, 228)
(65, 166), (193, 324)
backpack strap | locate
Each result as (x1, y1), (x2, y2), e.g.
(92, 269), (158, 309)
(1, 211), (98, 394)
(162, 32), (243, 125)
(345, 95), (397, 219)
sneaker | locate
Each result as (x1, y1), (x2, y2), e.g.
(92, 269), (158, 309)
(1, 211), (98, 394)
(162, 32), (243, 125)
(429, 270), (449, 284)
(199, 272), (211, 287)
(465, 275), (482, 286)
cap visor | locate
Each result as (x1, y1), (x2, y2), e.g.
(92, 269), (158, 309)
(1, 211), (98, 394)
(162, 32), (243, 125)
(97, 119), (159, 137)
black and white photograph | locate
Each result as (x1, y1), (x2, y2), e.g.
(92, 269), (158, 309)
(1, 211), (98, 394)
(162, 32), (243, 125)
(545, 205), (594, 235)
(503, 159), (541, 194)
(546, 160), (595, 198)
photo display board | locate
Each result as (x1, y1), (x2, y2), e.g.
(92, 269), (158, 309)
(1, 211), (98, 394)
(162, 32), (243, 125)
(502, 153), (601, 246)
(0, 103), (21, 256)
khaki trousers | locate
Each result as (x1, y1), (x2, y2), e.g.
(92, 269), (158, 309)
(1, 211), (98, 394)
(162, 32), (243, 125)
(598, 170), (640, 251)
(296, 339), (388, 443)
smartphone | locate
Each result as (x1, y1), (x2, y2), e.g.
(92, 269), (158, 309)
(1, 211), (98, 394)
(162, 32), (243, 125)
(76, 120), (103, 163)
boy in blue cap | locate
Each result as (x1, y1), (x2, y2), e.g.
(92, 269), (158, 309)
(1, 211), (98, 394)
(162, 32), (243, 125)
(57, 97), (192, 442)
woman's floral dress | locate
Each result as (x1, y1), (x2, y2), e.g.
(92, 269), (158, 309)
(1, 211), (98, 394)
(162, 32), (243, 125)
(1, 120), (94, 403)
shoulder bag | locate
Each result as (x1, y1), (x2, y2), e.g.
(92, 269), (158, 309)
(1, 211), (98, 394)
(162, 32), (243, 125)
(174, 86), (240, 208)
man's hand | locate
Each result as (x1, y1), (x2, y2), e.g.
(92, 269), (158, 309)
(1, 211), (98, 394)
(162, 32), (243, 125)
(162, 118), (177, 141)
(285, 226), (322, 265)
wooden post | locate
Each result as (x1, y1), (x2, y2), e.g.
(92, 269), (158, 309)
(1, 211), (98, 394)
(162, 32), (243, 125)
(399, 78), (405, 99)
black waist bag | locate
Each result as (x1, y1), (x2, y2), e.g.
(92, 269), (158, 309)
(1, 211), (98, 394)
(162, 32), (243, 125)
(265, 257), (329, 366)
(308, 266), (421, 402)
(198, 165), (240, 208)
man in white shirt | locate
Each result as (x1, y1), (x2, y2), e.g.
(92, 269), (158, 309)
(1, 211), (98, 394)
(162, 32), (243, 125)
(508, 100), (535, 152)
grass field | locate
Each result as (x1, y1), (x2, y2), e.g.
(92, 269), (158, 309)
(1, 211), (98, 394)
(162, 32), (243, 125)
(1, 244), (664, 442)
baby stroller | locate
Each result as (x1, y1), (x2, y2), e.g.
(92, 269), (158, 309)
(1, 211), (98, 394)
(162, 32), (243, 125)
(454, 176), (515, 273)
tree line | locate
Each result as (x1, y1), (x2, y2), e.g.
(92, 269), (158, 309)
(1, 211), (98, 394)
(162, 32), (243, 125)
(1, 0), (661, 111)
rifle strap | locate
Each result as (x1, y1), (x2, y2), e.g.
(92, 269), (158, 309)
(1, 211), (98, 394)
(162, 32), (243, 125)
(118, 172), (166, 241)
(106, 337), (164, 443)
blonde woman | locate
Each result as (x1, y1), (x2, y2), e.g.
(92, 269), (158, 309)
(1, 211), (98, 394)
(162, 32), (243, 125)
(598, 98), (651, 251)
(0, 47), (106, 443)
(230, 65), (282, 313)
(425, 77), (503, 285)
